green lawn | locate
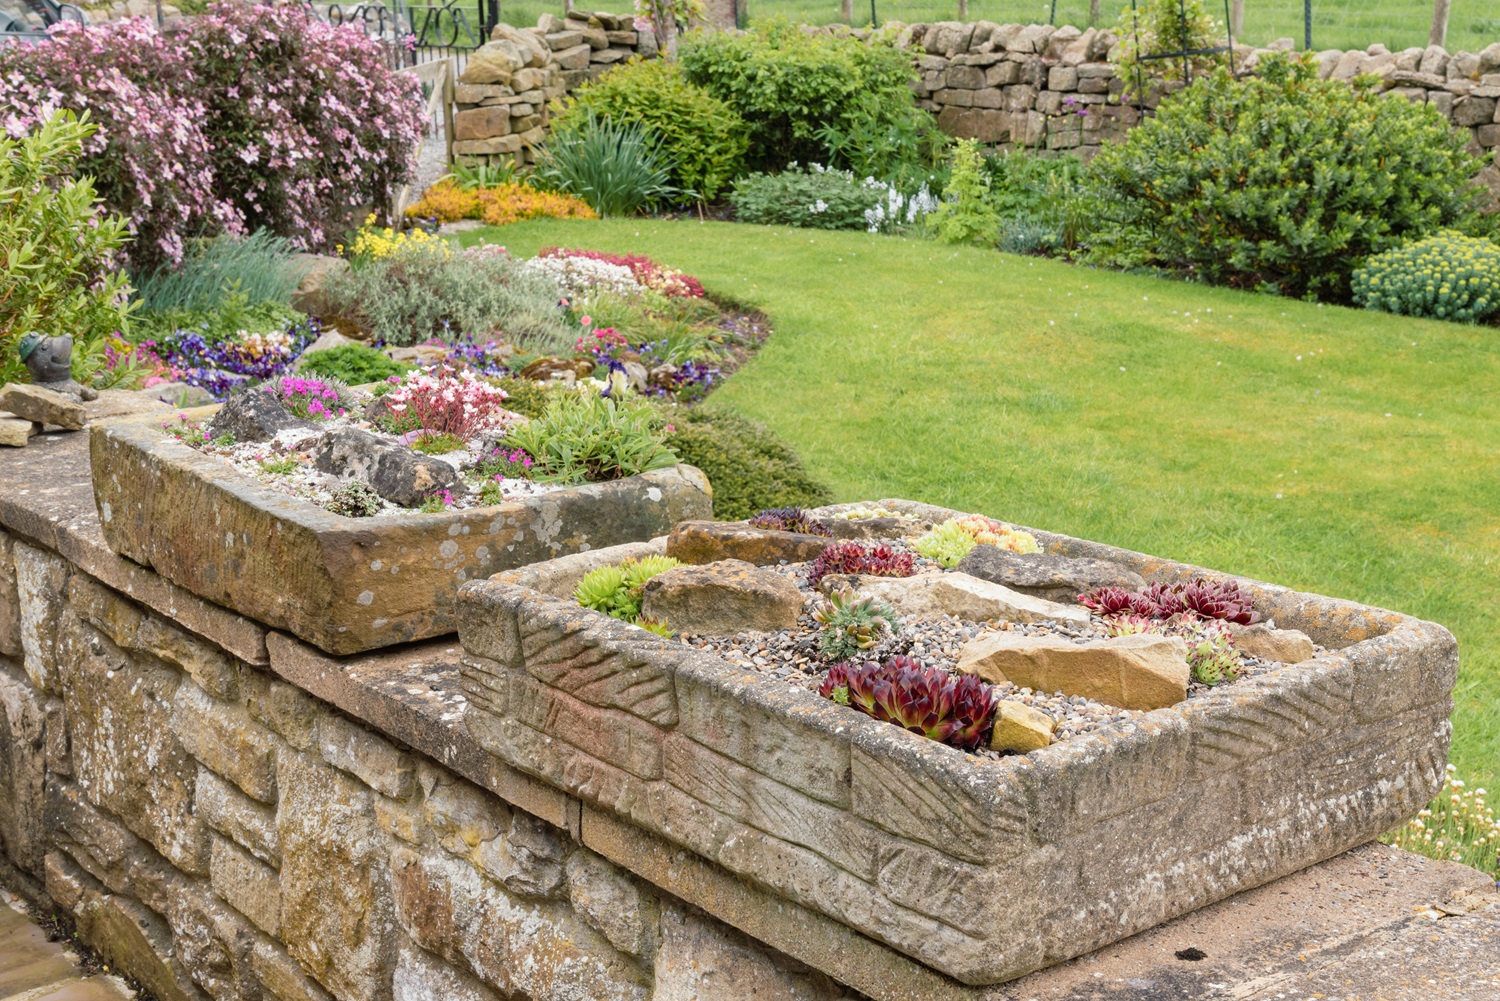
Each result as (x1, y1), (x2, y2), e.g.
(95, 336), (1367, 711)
(464, 218), (1500, 791)
(493, 0), (1500, 54)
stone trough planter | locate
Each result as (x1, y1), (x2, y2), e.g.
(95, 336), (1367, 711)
(90, 407), (712, 655)
(454, 499), (1457, 991)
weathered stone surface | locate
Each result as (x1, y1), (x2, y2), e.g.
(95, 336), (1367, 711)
(206, 389), (312, 443)
(665, 519), (831, 566)
(454, 105), (513, 140)
(210, 835), (281, 937)
(566, 849), (651, 956)
(958, 630), (1189, 709)
(459, 39), (525, 84)
(142, 382), (218, 408)
(989, 699), (1055, 753)
(172, 682), (280, 803)
(296, 329), (355, 362)
(277, 754), (392, 1001)
(955, 544), (1146, 602)
(0, 531), (18, 658)
(0, 382), (88, 430)
(309, 426), (460, 508)
(92, 411), (711, 654)
(251, 939), (336, 1001)
(289, 254), (347, 318)
(653, 904), (845, 1001)
(394, 946), (500, 1001)
(316, 713), (415, 800)
(0, 414), (38, 446)
(195, 766), (280, 867)
(641, 560), (804, 634)
(493, 539), (666, 599)
(826, 515), (927, 541)
(0, 666), (49, 874)
(1229, 621), (1316, 663)
(16, 542), (69, 694)
(853, 572), (1091, 626)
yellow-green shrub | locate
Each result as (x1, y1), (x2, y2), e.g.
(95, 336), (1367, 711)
(1352, 231), (1500, 323)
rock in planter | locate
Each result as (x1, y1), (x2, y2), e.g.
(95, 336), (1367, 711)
(520, 357), (596, 383)
(296, 330), (356, 362)
(641, 560), (803, 635)
(666, 520), (832, 567)
(956, 544), (1146, 603)
(0, 383), (88, 431)
(309, 427), (460, 507)
(141, 382), (217, 408)
(828, 516), (929, 541)
(854, 572), (1091, 626)
(957, 631), (1189, 710)
(206, 388), (316, 443)
(989, 700), (1056, 753)
(1229, 622), (1316, 663)
(0, 415), (39, 447)
(289, 254), (349, 317)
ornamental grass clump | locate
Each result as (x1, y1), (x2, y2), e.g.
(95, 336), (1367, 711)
(818, 656), (997, 751)
(813, 588), (900, 662)
(805, 542), (916, 589)
(748, 507), (832, 536)
(1352, 231), (1500, 323)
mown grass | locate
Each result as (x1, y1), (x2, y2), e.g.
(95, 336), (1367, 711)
(494, 0), (1500, 54)
(464, 218), (1500, 795)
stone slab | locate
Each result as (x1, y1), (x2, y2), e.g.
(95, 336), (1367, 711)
(91, 409), (712, 654)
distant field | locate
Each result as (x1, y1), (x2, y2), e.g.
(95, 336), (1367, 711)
(492, 0), (1500, 53)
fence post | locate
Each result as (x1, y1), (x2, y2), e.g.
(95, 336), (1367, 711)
(841, 0), (852, 22)
(1303, 0), (1311, 50)
(1429, 0), (1451, 47)
(1228, 0), (1242, 37)
(1089, 0), (1100, 26)
(957, 0), (966, 17)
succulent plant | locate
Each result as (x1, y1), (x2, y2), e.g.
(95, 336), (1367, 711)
(574, 564), (631, 618)
(574, 556), (681, 625)
(748, 506), (833, 536)
(636, 617), (676, 639)
(1178, 619), (1242, 686)
(1081, 577), (1259, 625)
(1078, 586), (1153, 617)
(805, 541), (916, 589)
(911, 516), (1039, 569)
(325, 481), (383, 518)
(1174, 578), (1260, 625)
(818, 656), (997, 751)
(813, 588), (899, 662)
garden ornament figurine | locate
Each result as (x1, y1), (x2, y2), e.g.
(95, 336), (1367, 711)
(17, 333), (97, 401)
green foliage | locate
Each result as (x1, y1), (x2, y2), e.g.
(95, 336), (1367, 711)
(662, 407), (832, 521)
(1353, 231), (1500, 323)
(1383, 766), (1499, 878)
(298, 344), (412, 386)
(132, 291), (304, 345)
(502, 393), (680, 484)
(259, 457), (300, 474)
(910, 520), (981, 568)
(680, 19), (917, 171)
(412, 432), (464, 455)
(446, 158), (526, 190)
(1111, 0), (1227, 94)
(574, 555), (682, 624)
(535, 113), (678, 218)
(928, 140), (1001, 247)
(813, 587), (899, 662)
(577, 291), (719, 362)
(326, 481), (383, 517)
(730, 166), (881, 231)
(551, 59), (748, 202)
(131, 230), (305, 314)
(0, 112), (133, 385)
(491, 376), (567, 419)
(982, 151), (1090, 254)
(813, 94), (946, 191)
(1086, 55), (1488, 301)
(319, 241), (573, 350)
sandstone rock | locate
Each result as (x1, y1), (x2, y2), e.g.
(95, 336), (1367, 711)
(459, 39), (526, 84)
(289, 253), (348, 317)
(1229, 621), (1316, 663)
(828, 515), (927, 541)
(394, 947), (498, 1001)
(957, 631), (1189, 710)
(0, 668), (48, 874)
(1453, 94), (1497, 125)
(555, 42), (593, 71)
(210, 835), (281, 937)
(316, 714), (415, 799)
(666, 520), (831, 567)
(519, 356), (596, 382)
(455, 105), (513, 140)
(142, 382), (217, 407)
(536, 11), (563, 32)
(641, 560), (804, 634)
(1480, 42), (1500, 76)
(296, 329), (355, 364)
(956, 545), (1145, 603)
(654, 904), (830, 1001)
(567, 849), (650, 956)
(854, 572), (1090, 626)
(0, 415), (38, 447)
(1421, 44), (1450, 76)
(207, 387), (314, 443)
(310, 426), (461, 507)
(0, 383), (87, 430)
(989, 699), (1056, 753)
(491, 22), (548, 66)
(545, 28), (582, 49)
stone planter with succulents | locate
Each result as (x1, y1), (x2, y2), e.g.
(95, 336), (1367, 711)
(454, 499), (1457, 993)
(91, 371), (711, 655)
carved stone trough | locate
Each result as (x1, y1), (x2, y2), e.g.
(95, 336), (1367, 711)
(454, 499), (1457, 994)
(90, 407), (712, 655)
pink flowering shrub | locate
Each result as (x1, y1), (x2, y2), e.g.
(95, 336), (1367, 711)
(0, 5), (423, 270)
(383, 366), (511, 441)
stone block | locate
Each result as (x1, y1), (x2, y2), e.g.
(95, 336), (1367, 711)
(243, 669), (324, 752)
(0, 531), (18, 658)
(1453, 95), (1497, 125)
(938, 88), (974, 108)
(277, 754), (392, 1001)
(454, 83), (514, 103)
(316, 713), (415, 800)
(554, 42), (592, 71)
(653, 904), (841, 1001)
(936, 106), (1013, 144)
(394, 947), (500, 1001)
(640, 560), (804, 635)
(173, 682), (279, 803)
(566, 849), (651, 956)
(605, 29), (637, 45)
(459, 39), (524, 85)
(944, 64), (985, 89)
(665, 520), (829, 568)
(510, 668), (664, 780)
(1048, 66), (1079, 91)
(211, 835), (281, 937)
(454, 106), (512, 140)
(0, 666), (48, 875)
(76, 885), (202, 1001)
(958, 631), (1189, 710)
(15, 541), (69, 693)
(985, 60), (1022, 86)
(971, 88), (1005, 109)
(0, 382), (86, 429)
(0, 415), (38, 446)
(196, 766), (280, 867)
(1478, 123), (1500, 147)
(853, 572), (1090, 626)
(251, 940), (335, 1001)
(590, 47), (630, 64)
(989, 699), (1056, 753)
(453, 136), (523, 156)
(544, 28), (582, 49)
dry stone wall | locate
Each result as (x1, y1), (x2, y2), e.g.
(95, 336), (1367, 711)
(0, 459), (856, 1001)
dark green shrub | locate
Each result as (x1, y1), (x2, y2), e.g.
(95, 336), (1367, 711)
(1086, 54), (1489, 301)
(550, 59), (748, 201)
(663, 407), (832, 521)
(730, 166), (882, 230)
(298, 344), (412, 385)
(1352, 231), (1500, 323)
(680, 20), (917, 172)
(534, 113), (678, 218)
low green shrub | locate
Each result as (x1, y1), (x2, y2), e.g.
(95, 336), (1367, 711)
(1352, 231), (1500, 323)
(1086, 54), (1489, 301)
(550, 59), (748, 202)
(319, 242), (572, 350)
(730, 166), (881, 230)
(681, 20), (917, 172)
(814, 94), (947, 192)
(503, 393), (680, 484)
(298, 344), (412, 385)
(132, 292), (304, 344)
(928, 140), (1002, 247)
(535, 113), (678, 218)
(0, 112), (134, 387)
(491, 376), (568, 419)
(662, 408), (832, 521)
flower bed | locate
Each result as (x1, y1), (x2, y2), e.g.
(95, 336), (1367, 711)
(456, 498), (1457, 986)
